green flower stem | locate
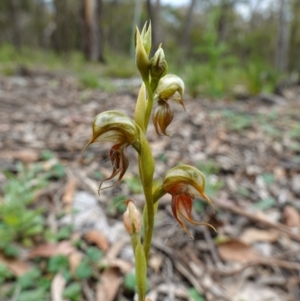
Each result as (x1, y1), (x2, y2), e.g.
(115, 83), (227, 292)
(142, 184), (154, 261)
(144, 81), (154, 131)
(135, 240), (147, 301)
(131, 232), (140, 256)
(137, 131), (155, 262)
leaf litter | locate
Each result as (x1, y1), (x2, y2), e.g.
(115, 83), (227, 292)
(0, 73), (300, 300)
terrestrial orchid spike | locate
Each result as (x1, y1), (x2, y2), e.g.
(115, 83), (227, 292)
(162, 165), (216, 237)
(81, 110), (140, 193)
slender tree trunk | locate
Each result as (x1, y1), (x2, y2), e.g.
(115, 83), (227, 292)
(276, 0), (291, 72)
(82, 0), (105, 62)
(130, 0), (143, 57)
(10, 0), (22, 51)
(53, 0), (69, 53)
(181, 0), (197, 58)
(146, 0), (161, 52)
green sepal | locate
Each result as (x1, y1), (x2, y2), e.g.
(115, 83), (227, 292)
(135, 27), (150, 83)
(134, 84), (147, 132)
(141, 21), (152, 56)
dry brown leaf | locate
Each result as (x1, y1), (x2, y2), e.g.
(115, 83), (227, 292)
(62, 178), (77, 212)
(100, 258), (132, 274)
(149, 253), (164, 273)
(105, 238), (130, 260)
(0, 254), (32, 276)
(51, 273), (67, 301)
(218, 239), (258, 263)
(283, 205), (300, 227)
(27, 241), (75, 259)
(84, 229), (109, 251)
(240, 228), (279, 245)
(96, 267), (122, 301)
(0, 150), (39, 163)
(69, 251), (83, 276)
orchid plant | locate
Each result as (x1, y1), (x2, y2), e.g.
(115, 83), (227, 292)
(83, 22), (215, 301)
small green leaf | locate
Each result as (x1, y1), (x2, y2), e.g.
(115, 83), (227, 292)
(86, 247), (103, 262)
(188, 288), (205, 301)
(261, 173), (275, 185)
(75, 260), (93, 280)
(40, 150), (55, 161)
(124, 272), (136, 292)
(55, 225), (72, 240)
(17, 288), (47, 301)
(252, 197), (276, 210)
(47, 255), (69, 273)
(18, 268), (41, 289)
(63, 282), (81, 301)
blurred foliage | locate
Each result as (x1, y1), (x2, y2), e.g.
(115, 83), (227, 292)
(0, 0), (297, 97)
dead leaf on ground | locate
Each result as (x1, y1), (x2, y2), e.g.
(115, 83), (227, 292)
(62, 177), (77, 212)
(51, 273), (67, 301)
(84, 229), (109, 251)
(283, 205), (300, 227)
(69, 251), (83, 276)
(149, 253), (164, 273)
(240, 228), (279, 245)
(100, 258), (132, 274)
(0, 150), (39, 163)
(218, 239), (258, 263)
(27, 241), (75, 259)
(0, 254), (32, 276)
(96, 267), (122, 301)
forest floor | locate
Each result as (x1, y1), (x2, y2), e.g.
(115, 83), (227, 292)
(0, 71), (300, 301)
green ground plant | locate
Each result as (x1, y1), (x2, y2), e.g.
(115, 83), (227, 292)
(82, 21), (215, 301)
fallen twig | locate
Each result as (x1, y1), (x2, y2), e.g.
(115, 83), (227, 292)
(214, 198), (300, 243)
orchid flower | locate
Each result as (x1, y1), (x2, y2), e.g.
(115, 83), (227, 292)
(153, 74), (185, 136)
(82, 110), (140, 192)
(162, 165), (216, 237)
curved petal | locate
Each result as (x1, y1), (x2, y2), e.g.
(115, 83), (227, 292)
(98, 143), (129, 193)
(152, 100), (174, 136)
(163, 165), (214, 211)
(82, 110), (139, 153)
(155, 74), (185, 109)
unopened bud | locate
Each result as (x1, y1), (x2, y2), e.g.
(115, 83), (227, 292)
(135, 27), (150, 82)
(123, 199), (142, 235)
(150, 47), (168, 89)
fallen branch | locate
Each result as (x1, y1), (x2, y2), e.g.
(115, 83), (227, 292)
(214, 198), (300, 243)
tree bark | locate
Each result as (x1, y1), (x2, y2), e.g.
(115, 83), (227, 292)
(53, 0), (69, 53)
(82, 0), (105, 62)
(146, 0), (161, 52)
(10, 0), (22, 51)
(181, 0), (197, 58)
(276, 0), (291, 72)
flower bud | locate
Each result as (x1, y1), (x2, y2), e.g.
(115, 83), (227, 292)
(150, 47), (168, 85)
(141, 21), (152, 56)
(123, 199), (142, 235)
(135, 27), (150, 81)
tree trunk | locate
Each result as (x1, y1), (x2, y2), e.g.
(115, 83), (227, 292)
(82, 0), (105, 62)
(276, 0), (291, 72)
(10, 0), (22, 51)
(130, 0), (143, 57)
(181, 0), (197, 58)
(146, 0), (161, 52)
(53, 0), (69, 53)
